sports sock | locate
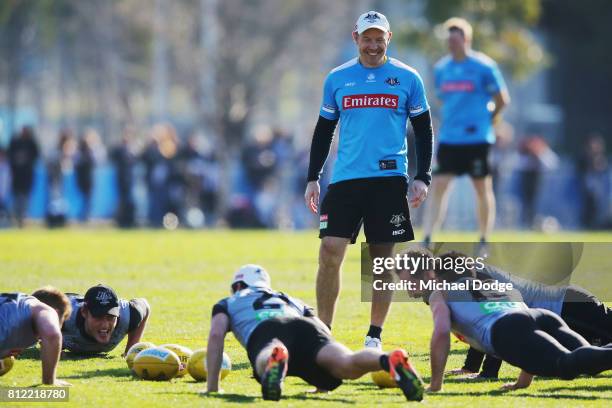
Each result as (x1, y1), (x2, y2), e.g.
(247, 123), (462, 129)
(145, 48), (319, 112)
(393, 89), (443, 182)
(379, 354), (390, 372)
(462, 347), (485, 373)
(367, 325), (382, 340)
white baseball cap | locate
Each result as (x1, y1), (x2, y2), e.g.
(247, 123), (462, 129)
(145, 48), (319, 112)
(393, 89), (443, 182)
(231, 264), (271, 290)
(354, 11), (390, 35)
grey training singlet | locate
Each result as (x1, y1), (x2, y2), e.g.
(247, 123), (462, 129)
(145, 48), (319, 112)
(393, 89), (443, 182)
(219, 288), (308, 347)
(0, 293), (38, 358)
(62, 295), (131, 353)
(482, 265), (567, 315)
(444, 277), (527, 356)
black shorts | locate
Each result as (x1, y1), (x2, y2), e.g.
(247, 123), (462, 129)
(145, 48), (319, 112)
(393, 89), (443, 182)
(435, 143), (491, 177)
(561, 286), (612, 345)
(246, 316), (342, 391)
(319, 176), (414, 244)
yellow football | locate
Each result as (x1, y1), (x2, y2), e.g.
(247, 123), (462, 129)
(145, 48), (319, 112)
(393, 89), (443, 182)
(133, 347), (180, 381)
(371, 370), (398, 388)
(125, 342), (156, 370)
(0, 356), (15, 376)
(187, 348), (231, 382)
(159, 344), (193, 377)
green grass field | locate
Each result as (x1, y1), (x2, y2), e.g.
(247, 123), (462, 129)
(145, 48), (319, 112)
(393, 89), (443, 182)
(1, 229), (611, 407)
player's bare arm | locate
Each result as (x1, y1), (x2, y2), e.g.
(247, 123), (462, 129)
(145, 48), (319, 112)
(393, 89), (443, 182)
(32, 302), (70, 386)
(428, 291), (451, 392)
(205, 313), (230, 393)
(491, 89), (510, 124)
(123, 299), (151, 356)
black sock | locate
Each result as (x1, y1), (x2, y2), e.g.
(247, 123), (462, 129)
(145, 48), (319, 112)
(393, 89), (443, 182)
(367, 325), (382, 340)
(379, 355), (390, 372)
(480, 355), (502, 378)
(462, 347), (485, 373)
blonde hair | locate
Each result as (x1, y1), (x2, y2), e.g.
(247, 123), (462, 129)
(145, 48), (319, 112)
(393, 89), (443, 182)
(443, 17), (473, 41)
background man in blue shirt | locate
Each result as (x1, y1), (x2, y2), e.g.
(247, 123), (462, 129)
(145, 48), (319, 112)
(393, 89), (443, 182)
(422, 18), (510, 252)
(304, 11), (434, 349)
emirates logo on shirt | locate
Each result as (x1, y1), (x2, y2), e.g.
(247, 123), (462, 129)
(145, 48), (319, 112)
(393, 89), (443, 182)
(342, 94), (398, 110)
(441, 80), (475, 92)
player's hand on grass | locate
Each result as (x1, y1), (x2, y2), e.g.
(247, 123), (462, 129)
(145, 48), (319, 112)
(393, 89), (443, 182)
(409, 180), (428, 208)
(199, 389), (224, 396)
(426, 384), (442, 393)
(306, 388), (330, 394)
(501, 382), (524, 391)
(304, 181), (320, 214)
(446, 367), (475, 376)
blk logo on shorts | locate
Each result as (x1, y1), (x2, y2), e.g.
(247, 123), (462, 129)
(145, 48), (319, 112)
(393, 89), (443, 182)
(320, 214), (328, 230)
(389, 213), (406, 227)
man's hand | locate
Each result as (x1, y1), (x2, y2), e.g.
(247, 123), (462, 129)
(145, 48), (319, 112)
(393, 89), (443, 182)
(304, 181), (320, 214)
(51, 379), (72, 387)
(426, 384), (442, 393)
(501, 370), (533, 390)
(446, 367), (476, 376)
(409, 180), (428, 208)
(199, 389), (224, 396)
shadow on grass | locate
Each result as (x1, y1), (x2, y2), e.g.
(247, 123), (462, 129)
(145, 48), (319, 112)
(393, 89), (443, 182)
(439, 389), (611, 400)
(191, 390), (356, 404)
(231, 362), (251, 371)
(409, 349), (468, 359)
(541, 384), (612, 393)
(442, 375), (516, 383)
(14, 347), (40, 360)
(64, 368), (133, 380)
(16, 348), (115, 361)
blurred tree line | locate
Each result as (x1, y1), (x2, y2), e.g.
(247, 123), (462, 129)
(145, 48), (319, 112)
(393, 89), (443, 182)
(0, 0), (610, 156)
(395, 0), (545, 80)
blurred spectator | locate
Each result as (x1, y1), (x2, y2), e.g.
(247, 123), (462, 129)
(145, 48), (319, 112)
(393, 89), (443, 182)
(46, 129), (77, 228)
(0, 148), (10, 227)
(7, 126), (39, 227)
(141, 123), (184, 227)
(74, 131), (96, 222)
(577, 133), (610, 229)
(491, 121), (514, 197)
(242, 125), (278, 190)
(516, 135), (559, 228)
(110, 127), (137, 228)
(178, 133), (220, 227)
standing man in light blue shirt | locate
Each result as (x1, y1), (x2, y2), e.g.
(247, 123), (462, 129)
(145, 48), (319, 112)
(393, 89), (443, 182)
(304, 11), (434, 349)
(423, 18), (510, 253)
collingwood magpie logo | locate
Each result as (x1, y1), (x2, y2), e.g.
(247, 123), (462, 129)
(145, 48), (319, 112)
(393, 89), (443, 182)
(96, 291), (112, 305)
(364, 12), (380, 23)
(389, 213), (407, 227)
(385, 77), (400, 86)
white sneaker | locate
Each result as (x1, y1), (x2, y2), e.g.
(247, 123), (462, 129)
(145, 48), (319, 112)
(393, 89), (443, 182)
(364, 336), (382, 350)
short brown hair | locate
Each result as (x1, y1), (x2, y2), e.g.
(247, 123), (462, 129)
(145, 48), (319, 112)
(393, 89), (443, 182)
(443, 17), (473, 41)
(31, 286), (72, 322)
(395, 246), (434, 278)
(435, 251), (476, 280)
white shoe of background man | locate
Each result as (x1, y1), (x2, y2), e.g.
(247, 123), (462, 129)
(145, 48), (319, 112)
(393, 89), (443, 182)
(364, 336), (382, 350)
